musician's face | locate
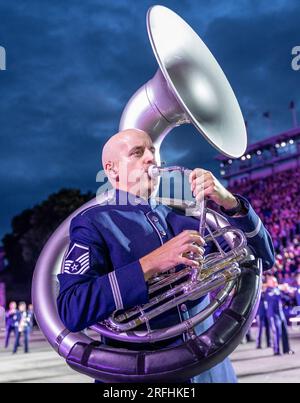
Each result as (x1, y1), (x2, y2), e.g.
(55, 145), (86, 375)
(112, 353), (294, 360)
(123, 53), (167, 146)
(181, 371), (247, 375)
(266, 276), (278, 288)
(116, 131), (158, 198)
(19, 303), (26, 312)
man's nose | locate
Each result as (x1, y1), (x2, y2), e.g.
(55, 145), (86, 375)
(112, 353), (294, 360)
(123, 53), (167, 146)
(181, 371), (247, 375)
(143, 148), (155, 164)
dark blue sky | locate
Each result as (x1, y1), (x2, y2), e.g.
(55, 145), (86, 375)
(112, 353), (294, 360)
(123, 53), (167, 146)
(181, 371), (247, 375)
(0, 0), (300, 240)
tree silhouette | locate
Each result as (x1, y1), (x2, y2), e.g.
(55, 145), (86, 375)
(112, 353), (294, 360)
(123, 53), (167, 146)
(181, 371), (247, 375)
(1, 188), (94, 302)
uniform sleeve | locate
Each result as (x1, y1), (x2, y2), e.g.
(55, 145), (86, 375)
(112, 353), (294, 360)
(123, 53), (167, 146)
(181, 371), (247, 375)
(57, 213), (149, 332)
(220, 195), (275, 271)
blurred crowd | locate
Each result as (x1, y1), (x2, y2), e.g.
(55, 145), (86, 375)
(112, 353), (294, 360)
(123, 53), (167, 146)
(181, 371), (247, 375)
(230, 168), (300, 285)
(230, 168), (300, 354)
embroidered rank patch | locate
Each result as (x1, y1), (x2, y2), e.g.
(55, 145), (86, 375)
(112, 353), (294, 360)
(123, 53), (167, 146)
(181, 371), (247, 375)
(63, 243), (90, 275)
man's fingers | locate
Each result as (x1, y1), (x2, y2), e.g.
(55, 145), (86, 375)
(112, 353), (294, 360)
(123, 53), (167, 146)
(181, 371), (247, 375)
(187, 234), (206, 246)
(189, 168), (207, 183)
(181, 244), (205, 255)
(195, 185), (215, 202)
(191, 177), (212, 190)
(182, 230), (199, 234)
(176, 231), (206, 246)
(179, 256), (200, 267)
(196, 246), (205, 255)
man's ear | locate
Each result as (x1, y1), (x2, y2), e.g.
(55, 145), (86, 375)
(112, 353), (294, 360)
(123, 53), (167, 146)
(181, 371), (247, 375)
(105, 161), (119, 181)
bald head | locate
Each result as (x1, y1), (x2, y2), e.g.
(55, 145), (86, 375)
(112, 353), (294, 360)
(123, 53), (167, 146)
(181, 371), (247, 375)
(101, 129), (152, 171)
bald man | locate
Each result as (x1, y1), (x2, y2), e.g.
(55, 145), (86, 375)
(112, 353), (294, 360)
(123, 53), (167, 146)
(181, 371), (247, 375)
(57, 129), (275, 383)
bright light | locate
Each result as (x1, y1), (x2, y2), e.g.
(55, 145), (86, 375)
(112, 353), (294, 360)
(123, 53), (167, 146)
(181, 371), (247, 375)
(220, 163), (224, 168)
(275, 143), (280, 148)
(257, 150), (262, 155)
(228, 159), (232, 164)
(241, 156), (246, 161)
(281, 142), (286, 147)
(246, 154), (251, 159)
(220, 170), (225, 175)
(289, 139), (294, 144)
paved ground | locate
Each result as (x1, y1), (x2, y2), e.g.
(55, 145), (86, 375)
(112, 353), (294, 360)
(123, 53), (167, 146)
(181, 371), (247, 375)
(0, 328), (300, 383)
(0, 330), (91, 383)
(230, 329), (300, 383)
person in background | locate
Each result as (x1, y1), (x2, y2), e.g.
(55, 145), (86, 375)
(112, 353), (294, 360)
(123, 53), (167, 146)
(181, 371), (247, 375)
(265, 275), (294, 356)
(294, 273), (300, 307)
(256, 284), (271, 349)
(26, 304), (35, 337)
(13, 302), (31, 354)
(4, 301), (18, 349)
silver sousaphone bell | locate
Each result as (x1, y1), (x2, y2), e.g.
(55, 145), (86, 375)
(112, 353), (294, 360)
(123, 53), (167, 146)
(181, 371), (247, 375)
(120, 5), (247, 159)
(32, 5), (261, 382)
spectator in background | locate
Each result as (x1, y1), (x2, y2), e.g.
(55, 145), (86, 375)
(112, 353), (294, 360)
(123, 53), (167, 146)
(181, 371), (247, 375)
(264, 275), (293, 356)
(256, 288), (271, 349)
(4, 301), (18, 349)
(294, 273), (300, 307)
(229, 168), (300, 258)
(230, 169), (300, 329)
(27, 304), (34, 335)
(13, 302), (31, 354)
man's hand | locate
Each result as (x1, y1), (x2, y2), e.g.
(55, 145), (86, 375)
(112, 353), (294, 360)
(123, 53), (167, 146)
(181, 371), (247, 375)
(189, 168), (238, 210)
(139, 230), (205, 281)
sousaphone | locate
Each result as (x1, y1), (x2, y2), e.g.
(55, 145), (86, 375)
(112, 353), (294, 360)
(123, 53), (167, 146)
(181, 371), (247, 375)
(32, 5), (261, 382)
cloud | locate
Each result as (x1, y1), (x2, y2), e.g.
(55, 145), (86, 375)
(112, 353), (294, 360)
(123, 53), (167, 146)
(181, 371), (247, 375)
(203, 2), (300, 139)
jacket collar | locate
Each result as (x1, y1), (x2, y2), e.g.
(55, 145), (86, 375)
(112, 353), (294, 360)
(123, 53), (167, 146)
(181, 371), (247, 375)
(105, 189), (158, 212)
